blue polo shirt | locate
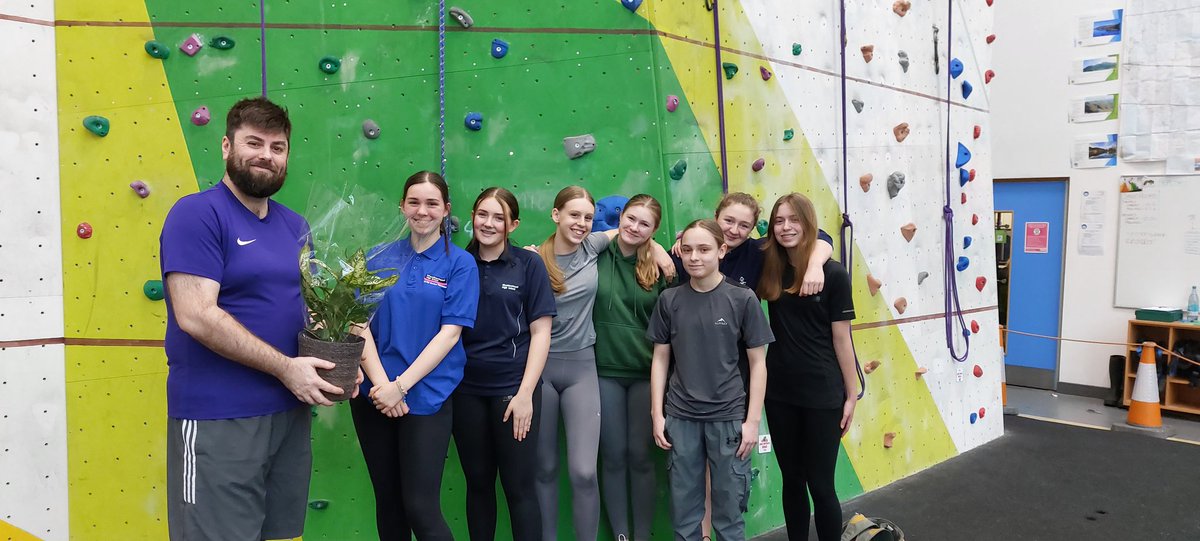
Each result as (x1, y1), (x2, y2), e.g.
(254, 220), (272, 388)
(672, 229), (833, 292)
(362, 237), (479, 415)
(160, 181), (310, 420)
(460, 243), (557, 396)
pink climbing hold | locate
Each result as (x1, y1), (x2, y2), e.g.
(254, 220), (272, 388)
(900, 223), (917, 242)
(666, 95), (679, 112)
(180, 34), (203, 56)
(191, 106), (211, 126)
(760, 66), (772, 81)
(129, 180), (150, 198)
(973, 365), (983, 378)
(985, 69), (995, 83)
(867, 274), (882, 296)
(864, 360), (882, 374)
(752, 158), (765, 172)
(915, 367), (928, 379)
(893, 297), (908, 314)
(883, 432), (897, 448)
(861, 45), (875, 63)
(859, 173), (873, 192)
(979, 407), (986, 419)
(76, 222), (93, 239)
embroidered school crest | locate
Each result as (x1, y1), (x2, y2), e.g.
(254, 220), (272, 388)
(423, 274), (448, 288)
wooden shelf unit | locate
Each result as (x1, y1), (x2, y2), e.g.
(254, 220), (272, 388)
(1124, 319), (1200, 414)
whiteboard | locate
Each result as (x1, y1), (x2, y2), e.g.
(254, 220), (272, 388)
(1114, 175), (1200, 308)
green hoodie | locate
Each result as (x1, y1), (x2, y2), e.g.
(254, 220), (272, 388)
(593, 245), (671, 379)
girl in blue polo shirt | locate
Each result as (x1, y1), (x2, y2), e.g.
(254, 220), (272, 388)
(453, 187), (556, 541)
(352, 171), (479, 541)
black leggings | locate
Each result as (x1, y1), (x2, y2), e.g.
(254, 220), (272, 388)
(765, 400), (843, 541)
(452, 388), (542, 541)
(350, 396), (454, 541)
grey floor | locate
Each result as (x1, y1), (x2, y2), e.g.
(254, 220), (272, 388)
(1005, 384), (1200, 443)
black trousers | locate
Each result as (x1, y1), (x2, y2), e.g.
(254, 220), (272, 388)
(765, 400), (844, 541)
(452, 387), (543, 540)
(350, 396), (454, 541)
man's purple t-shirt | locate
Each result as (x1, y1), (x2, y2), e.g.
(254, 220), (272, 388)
(160, 181), (310, 420)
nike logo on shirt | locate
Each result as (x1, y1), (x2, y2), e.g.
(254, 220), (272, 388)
(236, 238), (256, 246)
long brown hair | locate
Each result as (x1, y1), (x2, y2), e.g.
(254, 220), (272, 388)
(714, 192), (762, 221)
(466, 187), (519, 253)
(621, 194), (663, 291)
(757, 193), (819, 301)
(538, 186), (595, 295)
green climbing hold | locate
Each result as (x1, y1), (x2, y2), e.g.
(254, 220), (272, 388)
(722, 62), (738, 80)
(318, 56), (341, 74)
(668, 159), (687, 180)
(143, 280), (164, 301)
(783, 129), (794, 141)
(792, 43), (802, 55)
(210, 36), (235, 50)
(756, 219), (769, 236)
(308, 499), (330, 510)
(144, 40), (169, 59)
(83, 115), (110, 137)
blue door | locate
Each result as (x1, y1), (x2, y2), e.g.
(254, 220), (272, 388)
(994, 180), (1066, 389)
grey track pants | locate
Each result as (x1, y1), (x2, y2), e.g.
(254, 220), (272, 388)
(598, 376), (657, 540)
(536, 348), (602, 541)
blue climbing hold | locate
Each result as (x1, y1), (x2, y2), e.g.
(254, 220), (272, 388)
(621, 0), (643, 12)
(956, 143), (972, 168)
(950, 58), (964, 78)
(970, 412), (978, 424)
(963, 236), (973, 249)
(956, 256), (970, 272)
(593, 195), (629, 232)
(961, 80), (974, 99)
(491, 38), (509, 59)
(959, 168), (970, 186)
(464, 112), (483, 131)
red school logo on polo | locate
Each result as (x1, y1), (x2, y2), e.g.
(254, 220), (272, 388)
(423, 274), (448, 288)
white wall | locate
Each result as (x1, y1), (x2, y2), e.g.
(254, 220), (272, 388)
(992, 0), (1158, 389)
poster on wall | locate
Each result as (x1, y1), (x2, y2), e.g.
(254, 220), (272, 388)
(1069, 55), (1119, 85)
(1025, 222), (1050, 254)
(1072, 134), (1118, 168)
(1079, 223), (1104, 256)
(1076, 9), (1123, 46)
(1069, 94), (1118, 123)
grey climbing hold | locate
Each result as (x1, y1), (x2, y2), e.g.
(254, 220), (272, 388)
(852, 99), (864, 113)
(669, 159), (687, 180)
(887, 172), (905, 199)
(144, 40), (169, 59)
(448, 216), (461, 233)
(83, 115), (110, 137)
(932, 26), (941, 74)
(917, 271), (930, 285)
(210, 36), (235, 50)
(308, 499), (330, 510)
(563, 134), (596, 159)
(363, 119), (381, 139)
(898, 51), (909, 72)
(449, 7), (474, 28)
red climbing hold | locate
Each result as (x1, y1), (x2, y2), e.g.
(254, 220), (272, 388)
(985, 69), (995, 83)
(861, 45), (875, 63)
(971, 213), (980, 225)
(975, 276), (987, 291)
(973, 365), (983, 378)
(76, 222), (93, 239)
(859, 173), (873, 192)
(969, 169), (977, 181)
(986, 0), (993, 6)
(893, 122), (910, 143)
(893, 297), (908, 314)
(973, 125), (982, 139)
(986, 34), (996, 44)
(979, 407), (986, 418)
(961, 192), (968, 205)
(971, 320), (980, 334)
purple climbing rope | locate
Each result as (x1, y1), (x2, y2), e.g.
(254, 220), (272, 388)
(711, 0), (730, 192)
(259, 0), (268, 96)
(837, 0), (866, 400)
(942, 1), (970, 362)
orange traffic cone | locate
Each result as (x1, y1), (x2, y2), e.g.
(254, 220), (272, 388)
(1112, 342), (1175, 437)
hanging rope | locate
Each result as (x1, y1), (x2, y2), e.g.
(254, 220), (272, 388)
(838, 0), (866, 400)
(942, 0), (970, 362)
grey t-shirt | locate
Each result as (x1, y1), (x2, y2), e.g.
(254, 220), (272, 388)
(647, 278), (775, 422)
(549, 231), (612, 353)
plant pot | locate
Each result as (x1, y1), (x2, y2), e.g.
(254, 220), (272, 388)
(297, 330), (365, 402)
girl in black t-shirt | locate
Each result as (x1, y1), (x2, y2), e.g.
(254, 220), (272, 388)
(757, 193), (860, 541)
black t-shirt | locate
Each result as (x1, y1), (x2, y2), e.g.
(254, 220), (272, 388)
(765, 260), (855, 408)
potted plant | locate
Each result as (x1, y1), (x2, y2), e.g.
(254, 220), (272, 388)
(299, 247), (397, 401)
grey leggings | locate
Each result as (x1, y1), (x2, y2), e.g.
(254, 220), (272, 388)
(598, 376), (656, 541)
(537, 348), (601, 541)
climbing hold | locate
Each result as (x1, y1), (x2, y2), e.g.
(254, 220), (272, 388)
(898, 51), (910, 72)
(949, 58), (964, 78)
(971, 214), (980, 225)
(956, 143), (972, 167)
(893, 123), (910, 143)
(791, 43), (802, 56)
(887, 172), (905, 198)
(180, 34), (203, 56)
(448, 215), (461, 234)
(860, 45), (874, 63)
(986, 0), (993, 6)
(971, 320), (981, 334)
(751, 158), (765, 172)
(191, 106), (210, 126)
(959, 169), (970, 187)
(970, 413), (978, 424)
(756, 219), (768, 237)
(83, 115), (110, 137)
(669, 159), (687, 181)
(144, 40), (170, 59)
(917, 271), (930, 285)
(318, 56), (341, 74)
(894, 297), (908, 314)
(76, 222), (93, 239)
(986, 34), (996, 44)
(892, 0), (911, 17)
(859, 173), (872, 192)
(961, 192), (968, 205)
(963, 236), (973, 249)
(933, 25), (941, 74)
(852, 99), (864, 113)
(666, 95), (679, 113)
(883, 432), (897, 448)
(864, 360), (882, 374)
(210, 35), (235, 50)
(722, 62), (738, 79)
(956, 256), (970, 272)
(143, 280), (165, 301)
(362, 119), (381, 139)
(979, 407), (986, 419)
(129, 180), (150, 198)
(961, 80), (974, 99)
(491, 38), (509, 59)
(915, 367), (928, 378)
(985, 69), (995, 83)
(973, 125), (982, 139)
(760, 66), (772, 81)
(464, 112), (483, 131)
(309, 499), (330, 510)
(563, 134), (597, 160)
(867, 274), (882, 296)
(449, 6), (474, 28)
(621, 0), (643, 12)
(593, 195), (629, 232)
(782, 129), (794, 141)
(969, 169), (977, 181)
(900, 223), (917, 242)
(975, 276), (987, 291)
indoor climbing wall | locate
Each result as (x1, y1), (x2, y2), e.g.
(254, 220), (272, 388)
(5, 0), (999, 539)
